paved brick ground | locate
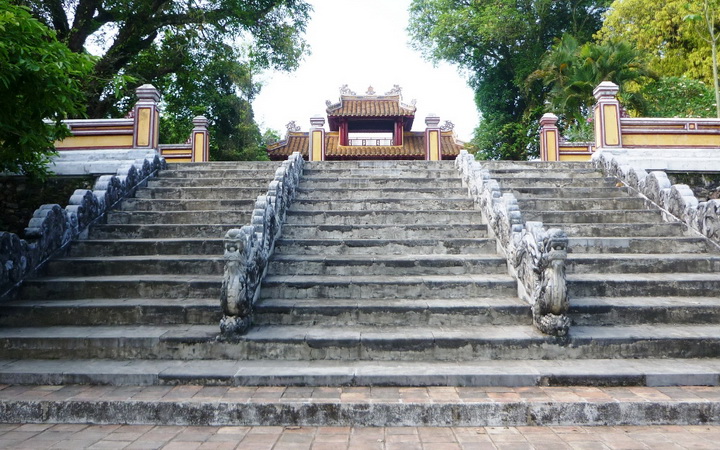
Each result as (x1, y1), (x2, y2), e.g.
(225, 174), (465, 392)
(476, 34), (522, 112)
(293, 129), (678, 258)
(1, 423), (720, 449)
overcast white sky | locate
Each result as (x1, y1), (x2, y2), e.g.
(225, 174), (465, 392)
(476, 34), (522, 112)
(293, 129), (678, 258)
(252, 0), (479, 141)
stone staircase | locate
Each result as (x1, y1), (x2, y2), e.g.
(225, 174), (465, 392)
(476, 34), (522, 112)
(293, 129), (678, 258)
(0, 162), (279, 361)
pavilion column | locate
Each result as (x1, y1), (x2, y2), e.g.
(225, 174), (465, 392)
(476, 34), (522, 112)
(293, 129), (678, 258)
(593, 81), (623, 151)
(339, 120), (349, 146)
(539, 113), (560, 162)
(425, 114), (442, 161)
(308, 115), (326, 161)
(132, 84), (160, 150)
(394, 119), (403, 146)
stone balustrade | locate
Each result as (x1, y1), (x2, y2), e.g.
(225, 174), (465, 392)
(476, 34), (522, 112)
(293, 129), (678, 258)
(219, 152), (304, 337)
(455, 150), (570, 336)
(0, 154), (166, 298)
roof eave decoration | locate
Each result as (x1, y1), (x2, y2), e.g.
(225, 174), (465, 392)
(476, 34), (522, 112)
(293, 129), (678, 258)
(325, 85), (418, 117)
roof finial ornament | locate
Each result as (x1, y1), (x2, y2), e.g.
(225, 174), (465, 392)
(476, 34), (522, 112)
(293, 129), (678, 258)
(440, 120), (455, 131)
(286, 121), (301, 132)
(385, 85), (402, 96)
(339, 84), (356, 95)
(366, 85), (376, 95)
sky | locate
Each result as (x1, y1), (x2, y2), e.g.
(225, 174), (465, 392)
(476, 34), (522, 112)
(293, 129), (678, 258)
(252, 0), (479, 142)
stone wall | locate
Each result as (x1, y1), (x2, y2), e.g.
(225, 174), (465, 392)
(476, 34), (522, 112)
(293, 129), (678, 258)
(0, 176), (94, 236)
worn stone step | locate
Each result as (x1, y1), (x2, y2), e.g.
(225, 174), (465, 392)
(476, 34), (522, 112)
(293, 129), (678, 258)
(548, 222), (692, 238)
(284, 210), (483, 226)
(567, 273), (720, 297)
(135, 187), (267, 200)
(295, 187), (465, 200)
(307, 160), (456, 170)
(158, 169), (280, 179)
(518, 197), (648, 211)
(482, 161), (593, 170)
(106, 210), (251, 225)
(570, 297), (720, 326)
(253, 297), (530, 326)
(258, 274), (518, 300)
(267, 254), (507, 276)
(1, 359), (719, 390)
(19, 275), (222, 300)
(273, 238), (497, 256)
(302, 168), (460, 178)
(289, 198), (475, 212)
(524, 209), (661, 224)
(300, 177), (463, 189)
(280, 224), (490, 239)
(0, 298), (220, 327)
(567, 236), (711, 254)
(484, 168), (603, 178)
(492, 176), (618, 188)
(566, 253), (720, 274)
(88, 224), (237, 239)
(147, 178), (273, 188)
(503, 186), (634, 198)
(45, 256), (224, 277)
(166, 161), (281, 171)
(68, 239), (224, 257)
(120, 198), (256, 212)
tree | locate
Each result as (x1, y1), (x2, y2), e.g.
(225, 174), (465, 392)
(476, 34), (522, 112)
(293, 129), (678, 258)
(0, 3), (93, 178)
(408, 0), (610, 160)
(531, 35), (655, 125)
(598, 0), (714, 85)
(684, 0), (720, 117)
(20, 0), (311, 160)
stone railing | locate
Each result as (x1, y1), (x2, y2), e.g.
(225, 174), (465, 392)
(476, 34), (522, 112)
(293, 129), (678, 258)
(539, 113), (595, 162)
(455, 150), (570, 336)
(0, 154), (166, 299)
(219, 152), (304, 337)
(593, 151), (720, 244)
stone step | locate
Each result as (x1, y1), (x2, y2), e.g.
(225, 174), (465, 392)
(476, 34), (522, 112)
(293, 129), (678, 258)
(19, 275), (221, 300)
(0, 298), (220, 327)
(253, 297), (530, 326)
(307, 160), (456, 169)
(147, 178), (273, 188)
(301, 168), (460, 178)
(157, 168), (280, 178)
(524, 209), (661, 224)
(491, 176), (618, 188)
(106, 210), (250, 225)
(482, 161), (594, 170)
(135, 187), (267, 200)
(120, 198), (256, 212)
(567, 236), (711, 254)
(284, 210), (483, 226)
(289, 198), (475, 212)
(547, 222), (692, 238)
(68, 239), (224, 257)
(258, 274), (518, 300)
(566, 253), (720, 274)
(484, 168), (603, 178)
(272, 238), (497, 256)
(503, 186), (634, 198)
(567, 273), (720, 297)
(295, 187), (465, 200)
(166, 161), (281, 170)
(45, 256), (224, 277)
(570, 297), (720, 326)
(0, 360), (718, 392)
(267, 254), (507, 276)
(300, 177), (463, 189)
(87, 224), (237, 239)
(280, 224), (490, 239)
(518, 197), (648, 211)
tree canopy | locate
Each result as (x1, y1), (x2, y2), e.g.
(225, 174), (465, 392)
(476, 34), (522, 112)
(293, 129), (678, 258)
(408, 0), (610, 160)
(20, 0), (311, 160)
(0, 3), (93, 177)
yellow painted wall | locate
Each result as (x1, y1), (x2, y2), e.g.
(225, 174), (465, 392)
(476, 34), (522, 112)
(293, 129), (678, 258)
(311, 130), (323, 161)
(193, 133), (205, 162)
(429, 131), (440, 161)
(603, 104), (620, 146)
(546, 130), (557, 161)
(136, 108), (151, 147)
(55, 135), (133, 149)
(623, 133), (720, 147)
(559, 154), (592, 162)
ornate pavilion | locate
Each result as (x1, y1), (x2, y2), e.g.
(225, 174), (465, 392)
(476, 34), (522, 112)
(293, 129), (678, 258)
(266, 85), (464, 160)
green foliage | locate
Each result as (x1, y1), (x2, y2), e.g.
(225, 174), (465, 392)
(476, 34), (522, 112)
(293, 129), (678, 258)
(408, 0), (610, 160)
(531, 34), (655, 126)
(641, 77), (717, 118)
(23, 0), (311, 160)
(0, 3), (93, 178)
